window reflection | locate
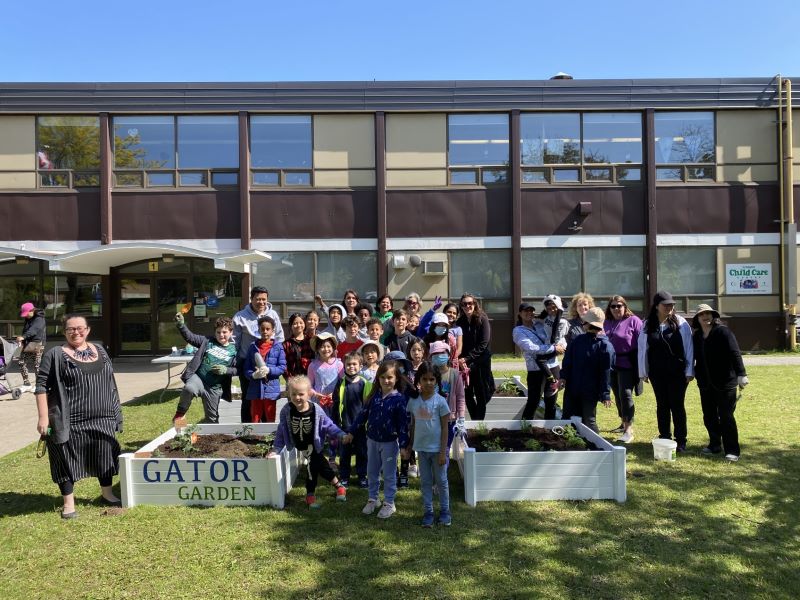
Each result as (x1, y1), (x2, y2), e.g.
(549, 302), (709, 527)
(450, 250), (511, 298)
(37, 116), (100, 187)
(582, 113), (642, 164)
(177, 116), (238, 169)
(657, 248), (716, 294)
(585, 248), (643, 297)
(521, 249), (581, 297)
(113, 116), (175, 169)
(250, 116), (312, 168)
(252, 253), (314, 301)
(448, 114), (509, 166)
(655, 112), (715, 164)
(521, 113), (580, 165)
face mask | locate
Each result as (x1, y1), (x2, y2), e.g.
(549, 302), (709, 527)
(433, 326), (447, 336)
(431, 354), (449, 366)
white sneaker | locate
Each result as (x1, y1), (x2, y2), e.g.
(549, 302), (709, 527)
(616, 431), (634, 444)
(19, 384), (33, 393)
(408, 464), (419, 478)
(362, 499), (381, 515)
(725, 454), (739, 462)
(376, 502), (396, 519)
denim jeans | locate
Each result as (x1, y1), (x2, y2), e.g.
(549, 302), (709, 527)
(367, 438), (399, 504)
(417, 451), (450, 515)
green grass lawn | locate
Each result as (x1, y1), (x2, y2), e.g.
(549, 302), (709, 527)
(1, 366), (798, 599)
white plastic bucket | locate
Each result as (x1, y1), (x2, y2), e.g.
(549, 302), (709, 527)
(652, 438), (677, 461)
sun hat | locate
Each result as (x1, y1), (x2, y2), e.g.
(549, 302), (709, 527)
(518, 301), (536, 312)
(19, 302), (35, 317)
(691, 303), (721, 329)
(581, 307), (606, 329)
(542, 295), (564, 311)
(653, 290), (674, 305)
(428, 340), (451, 355)
(432, 312), (449, 325)
(310, 331), (338, 352)
(360, 341), (385, 362)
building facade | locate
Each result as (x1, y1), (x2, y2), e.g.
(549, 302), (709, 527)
(0, 78), (797, 355)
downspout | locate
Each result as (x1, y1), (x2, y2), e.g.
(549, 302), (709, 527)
(781, 79), (797, 349)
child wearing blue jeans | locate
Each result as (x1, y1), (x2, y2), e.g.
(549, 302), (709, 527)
(349, 360), (408, 519)
(404, 361), (451, 527)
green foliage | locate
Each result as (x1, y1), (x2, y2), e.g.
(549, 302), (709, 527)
(524, 438), (542, 451)
(519, 419), (533, 434)
(476, 422), (489, 435)
(171, 424), (199, 454)
(234, 424), (254, 439)
(482, 437), (506, 453)
(496, 377), (521, 396)
(561, 425), (587, 449)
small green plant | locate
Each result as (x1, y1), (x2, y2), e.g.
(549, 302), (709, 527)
(524, 438), (542, 451)
(496, 378), (520, 396)
(150, 448), (163, 458)
(476, 422), (489, 435)
(520, 420), (533, 434)
(235, 424), (254, 439)
(171, 424), (199, 454)
(254, 433), (275, 456)
(483, 437), (506, 452)
(562, 425), (587, 449)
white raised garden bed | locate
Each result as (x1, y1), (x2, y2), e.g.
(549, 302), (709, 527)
(489, 376), (561, 420)
(119, 423), (300, 509)
(454, 417), (626, 505)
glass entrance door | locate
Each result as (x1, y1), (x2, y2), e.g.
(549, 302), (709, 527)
(156, 278), (189, 352)
(119, 276), (189, 354)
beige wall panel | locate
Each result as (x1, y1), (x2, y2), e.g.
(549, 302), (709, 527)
(792, 109), (799, 158)
(0, 172), (36, 189)
(386, 169), (447, 187)
(717, 110), (777, 167)
(719, 295), (780, 314)
(716, 164), (777, 182)
(313, 169), (375, 188)
(0, 116), (35, 170)
(793, 164), (800, 182)
(717, 245), (779, 295)
(387, 251), (449, 302)
(385, 114), (447, 169)
(313, 115), (375, 169)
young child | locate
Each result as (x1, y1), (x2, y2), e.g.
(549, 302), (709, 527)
(349, 361), (409, 519)
(359, 341), (383, 382)
(365, 317), (384, 344)
(308, 332), (343, 412)
(244, 316), (286, 423)
(322, 304), (346, 342)
(407, 313), (421, 336)
(407, 339), (426, 381)
(428, 340), (465, 464)
(304, 310), (321, 339)
(384, 309), (420, 355)
(337, 316), (365, 358)
(383, 350), (415, 487)
(442, 303), (464, 363)
(271, 376), (352, 508)
(424, 312), (459, 371)
(173, 314), (237, 424)
(332, 352), (372, 488)
(405, 362), (452, 527)
(355, 303), (373, 340)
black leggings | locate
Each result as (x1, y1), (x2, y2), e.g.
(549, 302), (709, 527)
(58, 476), (113, 496)
(611, 368), (636, 423)
(523, 366), (560, 420)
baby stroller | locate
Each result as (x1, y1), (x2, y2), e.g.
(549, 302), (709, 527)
(0, 336), (25, 400)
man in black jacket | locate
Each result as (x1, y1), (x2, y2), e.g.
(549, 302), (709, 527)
(16, 302), (46, 392)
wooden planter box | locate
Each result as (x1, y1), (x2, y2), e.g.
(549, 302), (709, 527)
(454, 417), (626, 505)
(119, 423), (300, 509)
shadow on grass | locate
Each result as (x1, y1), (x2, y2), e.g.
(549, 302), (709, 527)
(125, 390), (178, 407)
(0, 491), (64, 517)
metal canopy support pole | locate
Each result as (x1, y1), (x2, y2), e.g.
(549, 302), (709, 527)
(781, 80), (797, 349)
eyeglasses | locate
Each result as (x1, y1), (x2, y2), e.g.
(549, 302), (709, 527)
(610, 304), (625, 309)
(406, 300), (418, 305)
(461, 301), (474, 307)
(65, 326), (88, 334)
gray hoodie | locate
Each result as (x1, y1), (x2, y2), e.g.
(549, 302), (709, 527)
(232, 302), (284, 360)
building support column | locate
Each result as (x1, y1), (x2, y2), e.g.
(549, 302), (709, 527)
(375, 112), (388, 296)
(510, 110), (522, 316)
(644, 109), (658, 303)
(780, 79), (797, 349)
(238, 111), (252, 293)
(99, 113), (112, 245)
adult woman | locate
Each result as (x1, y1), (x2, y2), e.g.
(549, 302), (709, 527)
(537, 295), (568, 419)
(373, 294), (394, 324)
(403, 293), (422, 318)
(637, 291), (694, 452)
(456, 293), (495, 420)
(35, 315), (123, 518)
(691, 304), (748, 461)
(16, 301), (47, 392)
(603, 295), (643, 443)
(316, 289), (360, 317)
(283, 313), (315, 381)
(566, 292), (595, 345)
(513, 302), (559, 420)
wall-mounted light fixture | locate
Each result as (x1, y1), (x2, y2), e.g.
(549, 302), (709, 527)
(162, 253), (175, 263)
(14, 255), (30, 265)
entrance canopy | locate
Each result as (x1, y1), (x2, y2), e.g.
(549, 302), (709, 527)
(47, 243), (270, 275)
(0, 246), (53, 264)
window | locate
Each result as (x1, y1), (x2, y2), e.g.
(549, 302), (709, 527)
(448, 114), (509, 185)
(36, 116), (100, 187)
(655, 112), (715, 181)
(251, 253), (315, 301)
(657, 248), (716, 295)
(177, 116), (238, 186)
(250, 115), (312, 187)
(113, 116), (175, 186)
(450, 250), (511, 299)
(520, 112), (642, 184)
(584, 248), (644, 297)
(316, 252), (377, 301)
(521, 249), (581, 298)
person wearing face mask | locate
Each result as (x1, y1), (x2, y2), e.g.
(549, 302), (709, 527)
(428, 341), (464, 466)
(559, 307), (615, 433)
(423, 312), (459, 370)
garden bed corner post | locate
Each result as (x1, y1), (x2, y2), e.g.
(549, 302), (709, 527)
(612, 446), (627, 503)
(119, 454), (134, 508)
(464, 447), (477, 507)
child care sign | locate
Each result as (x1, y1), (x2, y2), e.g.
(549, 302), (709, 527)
(725, 263), (772, 294)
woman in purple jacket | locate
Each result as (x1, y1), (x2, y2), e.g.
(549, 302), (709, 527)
(603, 296), (643, 443)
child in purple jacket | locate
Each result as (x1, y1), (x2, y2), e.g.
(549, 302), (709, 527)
(271, 375), (353, 509)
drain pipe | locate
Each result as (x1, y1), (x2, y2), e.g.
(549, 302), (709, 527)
(781, 78), (797, 350)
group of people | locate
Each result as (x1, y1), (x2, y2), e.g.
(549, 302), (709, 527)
(30, 284), (748, 522)
(514, 290), (748, 462)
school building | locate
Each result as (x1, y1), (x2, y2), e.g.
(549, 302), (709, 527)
(0, 77), (797, 355)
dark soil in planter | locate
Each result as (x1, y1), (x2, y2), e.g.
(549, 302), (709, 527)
(465, 425), (600, 452)
(155, 434), (274, 459)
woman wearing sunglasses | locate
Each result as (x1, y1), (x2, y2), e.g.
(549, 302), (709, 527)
(603, 295), (643, 443)
(456, 293), (495, 420)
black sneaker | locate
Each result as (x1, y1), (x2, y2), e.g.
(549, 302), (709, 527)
(676, 444), (687, 453)
(358, 477), (368, 489)
(701, 446), (722, 455)
(397, 476), (409, 489)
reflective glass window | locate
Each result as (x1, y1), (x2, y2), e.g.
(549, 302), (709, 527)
(657, 248), (717, 295)
(520, 113), (580, 165)
(582, 113), (642, 164)
(654, 112), (715, 164)
(252, 253), (314, 301)
(450, 170), (477, 185)
(585, 248), (644, 297)
(250, 116), (312, 168)
(177, 116), (238, 168)
(316, 252), (377, 301)
(37, 116), (100, 170)
(448, 114), (509, 166)
(253, 172), (280, 186)
(43, 275), (103, 320)
(113, 116), (175, 169)
(450, 250), (511, 298)
(285, 172), (311, 186)
(521, 249), (581, 298)
(0, 276), (39, 321)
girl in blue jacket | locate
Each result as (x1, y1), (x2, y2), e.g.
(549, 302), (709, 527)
(244, 316), (287, 423)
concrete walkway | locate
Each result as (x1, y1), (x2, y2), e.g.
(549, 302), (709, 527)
(1, 354), (797, 458)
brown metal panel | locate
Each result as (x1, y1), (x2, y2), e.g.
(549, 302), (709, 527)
(385, 188), (512, 238)
(375, 112), (387, 294)
(656, 185), (780, 234)
(0, 191), (101, 240)
(111, 191), (241, 239)
(728, 315), (784, 351)
(520, 186), (646, 236)
(250, 190), (377, 239)
(99, 113), (112, 244)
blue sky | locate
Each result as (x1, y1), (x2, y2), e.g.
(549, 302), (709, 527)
(2, 0), (798, 82)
